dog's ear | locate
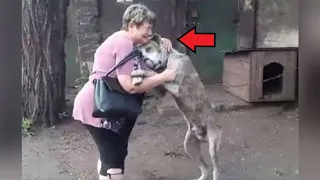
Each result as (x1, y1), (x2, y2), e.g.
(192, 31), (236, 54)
(151, 33), (162, 44)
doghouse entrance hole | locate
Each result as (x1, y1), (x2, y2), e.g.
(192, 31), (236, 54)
(262, 62), (284, 96)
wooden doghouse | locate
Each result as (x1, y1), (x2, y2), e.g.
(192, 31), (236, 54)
(222, 48), (298, 102)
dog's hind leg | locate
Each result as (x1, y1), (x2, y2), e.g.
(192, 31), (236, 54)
(184, 125), (210, 180)
(207, 128), (222, 180)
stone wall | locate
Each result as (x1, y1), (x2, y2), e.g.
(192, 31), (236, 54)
(74, 0), (102, 73)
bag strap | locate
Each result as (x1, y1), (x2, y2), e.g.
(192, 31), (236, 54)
(91, 46), (142, 76)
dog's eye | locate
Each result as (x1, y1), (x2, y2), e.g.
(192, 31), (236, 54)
(145, 47), (151, 52)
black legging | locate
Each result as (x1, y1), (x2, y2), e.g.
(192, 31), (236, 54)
(84, 116), (137, 176)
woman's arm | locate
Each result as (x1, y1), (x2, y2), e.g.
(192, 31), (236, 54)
(117, 72), (171, 94)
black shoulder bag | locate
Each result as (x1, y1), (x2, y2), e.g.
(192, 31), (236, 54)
(92, 47), (145, 119)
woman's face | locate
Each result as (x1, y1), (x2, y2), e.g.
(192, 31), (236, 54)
(128, 21), (153, 45)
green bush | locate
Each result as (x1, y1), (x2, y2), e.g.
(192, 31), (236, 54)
(22, 118), (34, 137)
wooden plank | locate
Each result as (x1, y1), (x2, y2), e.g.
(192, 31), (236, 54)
(223, 70), (250, 101)
(223, 55), (251, 78)
(280, 51), (297, 100)
(250, 52), (263, 101)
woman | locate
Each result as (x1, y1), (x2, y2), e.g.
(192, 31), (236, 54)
(72, 3), (175, 180)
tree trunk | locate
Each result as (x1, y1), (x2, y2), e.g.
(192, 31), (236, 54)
(22, 0), (68, 126)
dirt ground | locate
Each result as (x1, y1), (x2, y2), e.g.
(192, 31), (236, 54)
(22, 90), (298, 180)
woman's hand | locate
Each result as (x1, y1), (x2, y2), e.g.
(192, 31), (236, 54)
(161, 38), (173, 53)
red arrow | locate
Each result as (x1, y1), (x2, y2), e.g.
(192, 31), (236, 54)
(177, 26), (216, 53)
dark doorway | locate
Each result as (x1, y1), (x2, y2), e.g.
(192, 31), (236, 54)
(262, 62), (284, 96)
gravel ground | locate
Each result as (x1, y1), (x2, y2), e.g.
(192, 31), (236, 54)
(22, 96), (298, 180)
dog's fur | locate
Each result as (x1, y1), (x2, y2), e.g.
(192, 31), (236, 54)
(134, 34), (223, 180)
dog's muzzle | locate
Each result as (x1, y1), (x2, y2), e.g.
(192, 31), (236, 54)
(143, 57), (160, 70)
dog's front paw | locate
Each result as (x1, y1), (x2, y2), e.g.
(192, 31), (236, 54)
(132, 77), (143, 86)
(131, 69), (145, 86)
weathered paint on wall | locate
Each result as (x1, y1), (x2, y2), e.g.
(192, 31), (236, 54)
(256, 0), (298, 48)
(237, 0), (255, 49)
(188, 0), (238, 82)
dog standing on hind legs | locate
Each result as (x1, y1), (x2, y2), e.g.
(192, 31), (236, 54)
(179, 105), (222, 180)
(132, 34), (224, 180)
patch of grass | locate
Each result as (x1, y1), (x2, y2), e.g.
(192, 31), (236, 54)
(22, 117), (35, 138)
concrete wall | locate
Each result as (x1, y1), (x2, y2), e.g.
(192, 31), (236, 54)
(256, 0), (298, 48)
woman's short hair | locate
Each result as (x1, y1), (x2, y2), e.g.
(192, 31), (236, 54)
(121, 3), (156, 30)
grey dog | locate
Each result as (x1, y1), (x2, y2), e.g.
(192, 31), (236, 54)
(131, 34), (223, 180)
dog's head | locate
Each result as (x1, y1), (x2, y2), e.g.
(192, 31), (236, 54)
(138, 33), (169, 71)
